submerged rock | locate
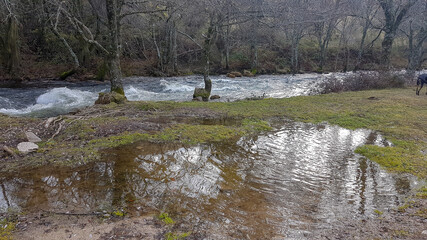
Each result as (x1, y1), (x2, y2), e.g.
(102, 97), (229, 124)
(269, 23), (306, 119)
(25, 132), (42, 143)
(17, 142), (38, 154)
(95, 92), (127, 105)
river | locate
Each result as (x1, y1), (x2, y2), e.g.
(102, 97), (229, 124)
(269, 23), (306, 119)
(0, 73), (353, 117)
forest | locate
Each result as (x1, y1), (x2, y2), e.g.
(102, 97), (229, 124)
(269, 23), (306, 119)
(1, 1), (427, 239)
(0, 0), (426, 84)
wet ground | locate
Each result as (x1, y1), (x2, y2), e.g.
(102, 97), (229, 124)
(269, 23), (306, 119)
(1, 122), (423, 239)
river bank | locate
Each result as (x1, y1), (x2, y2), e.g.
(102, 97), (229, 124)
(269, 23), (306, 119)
(1, 88), (426, 239)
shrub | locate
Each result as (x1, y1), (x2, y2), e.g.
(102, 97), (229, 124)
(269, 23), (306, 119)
(316, 72), (407, 94)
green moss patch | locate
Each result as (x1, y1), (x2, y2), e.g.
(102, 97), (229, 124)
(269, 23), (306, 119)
(159, 124), (242, 144)
(0, 219), (15, 240)
(355, 140), (427, 179)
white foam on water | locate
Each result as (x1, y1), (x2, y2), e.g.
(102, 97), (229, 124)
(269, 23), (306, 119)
(160, 79), (195, 92)
(0, 87), (97, 117)
(125, 86), (160, 101)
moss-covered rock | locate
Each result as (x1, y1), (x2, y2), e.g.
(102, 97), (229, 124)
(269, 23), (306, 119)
(59, 69), (77, 80)
(243, 70), (254, 77)
(193, 88), (210, 102)
(95, 92), (127, 105)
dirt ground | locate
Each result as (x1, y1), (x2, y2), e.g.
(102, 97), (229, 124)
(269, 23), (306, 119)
(6, 196), (427, 240)
(13, 213), (164, 240)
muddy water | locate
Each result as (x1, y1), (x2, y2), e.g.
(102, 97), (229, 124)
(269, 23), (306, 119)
(0, 122), (421, 239)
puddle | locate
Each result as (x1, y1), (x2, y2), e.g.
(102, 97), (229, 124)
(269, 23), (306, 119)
(0, 122), (421, 239)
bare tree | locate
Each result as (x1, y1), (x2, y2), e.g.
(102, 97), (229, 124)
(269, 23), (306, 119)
(400, 0), (427, 70)
(377, 0), (418, 67)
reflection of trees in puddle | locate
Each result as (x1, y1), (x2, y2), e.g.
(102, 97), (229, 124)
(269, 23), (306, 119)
(235, 123), (418, 238)
(0, 122), (420, 239)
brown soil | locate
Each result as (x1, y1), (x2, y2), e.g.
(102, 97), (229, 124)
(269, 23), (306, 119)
(13, 213), (164, 240)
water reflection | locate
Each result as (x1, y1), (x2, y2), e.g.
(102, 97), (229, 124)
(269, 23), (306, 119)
(0, 122), (420, 239)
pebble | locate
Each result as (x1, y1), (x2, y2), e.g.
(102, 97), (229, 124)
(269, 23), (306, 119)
(421, 230), (427, 235)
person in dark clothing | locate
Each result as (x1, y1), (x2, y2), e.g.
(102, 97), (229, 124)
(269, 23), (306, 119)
(416, 74), (427, 95)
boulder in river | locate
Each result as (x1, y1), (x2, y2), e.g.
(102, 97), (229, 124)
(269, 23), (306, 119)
(95, 92), (127, 104)
(210, 95), (220, 100)
(243, 70), (254, 77)
(25, 132), (42, 143)
(17, 142), (38, 154)
(230, 71), (242, 77)
(227, 73), (236, 78)
(193, 88), (210, 102)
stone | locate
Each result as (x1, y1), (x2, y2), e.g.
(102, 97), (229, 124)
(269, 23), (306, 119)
(193, 88), (210, 102)
(210, 95), (220, 100)
(421, 230), (427, 235)
(243, 70), (254, 77)
(17, 142), (38, 154)
(95, 92), (127, 105)
(25, 132), (42, 143)
(192, 96), (203, 101)
(230, 71), (242, 77)
(226, 73), (236, 78)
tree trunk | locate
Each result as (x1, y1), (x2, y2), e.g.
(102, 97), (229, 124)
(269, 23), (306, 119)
(5, 17), (20, 78)
(355, 19), (370, 71)
(107, 55), (124, 94)
(408, 21), (427, 70)
(203, 18), (216, 96)
(381, 30), (395, 67)
(172, 22), (178, 74)
(377, 0), (415, 68)
(105, 0), (124, 95)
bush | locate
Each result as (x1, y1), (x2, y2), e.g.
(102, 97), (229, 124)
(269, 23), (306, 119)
(316, 72), (407, 94)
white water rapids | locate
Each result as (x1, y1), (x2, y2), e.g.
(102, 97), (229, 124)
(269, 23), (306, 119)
(0, 71), (424, 117)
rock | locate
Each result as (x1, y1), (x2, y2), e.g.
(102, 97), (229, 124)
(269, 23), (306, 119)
(193, 88), (210, 102)
(192, 96), (203, 101)
(210, 95), (220, 100)
(25, 132), (42, 143)
(95, 92), (127, 105)
(230, 71), (242, 77)
(243, 70), (254, 77)
(2, 145), (18, 158)
(226, 73), (236, 78)
(17, 142), (38, 154)
(422, 230), (427, 235)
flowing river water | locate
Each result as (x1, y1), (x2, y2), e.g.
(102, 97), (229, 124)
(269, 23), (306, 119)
(0, 73), (348, 117)
(0, 122), (421, 239)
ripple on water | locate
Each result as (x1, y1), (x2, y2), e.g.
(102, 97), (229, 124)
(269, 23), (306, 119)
(0, 122), (421, 239)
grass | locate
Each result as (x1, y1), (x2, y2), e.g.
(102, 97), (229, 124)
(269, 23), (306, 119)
(158, 212), (175, 225)
(2, 88), (427, 179)
(133, 88), (427, 178)
(0, 219), (15, 240)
